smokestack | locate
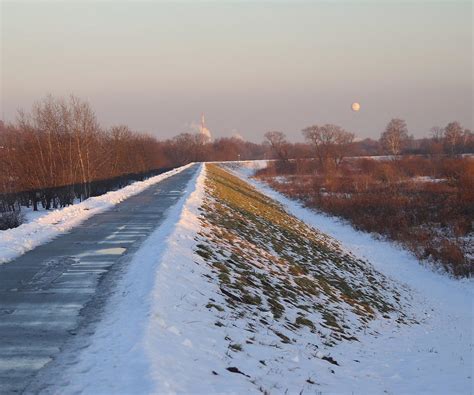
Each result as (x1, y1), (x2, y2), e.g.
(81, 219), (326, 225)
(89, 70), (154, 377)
(198, 113), (212, 142)
(200, 113), (206, 134)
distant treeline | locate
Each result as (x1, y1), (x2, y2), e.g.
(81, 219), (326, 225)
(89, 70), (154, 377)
(1, 95), (473, 229)
(0, 95), (266, 228)
(262, 119), (474, 169)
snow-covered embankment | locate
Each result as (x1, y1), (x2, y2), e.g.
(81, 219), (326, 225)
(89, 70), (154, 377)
(226, 161), (473, 394)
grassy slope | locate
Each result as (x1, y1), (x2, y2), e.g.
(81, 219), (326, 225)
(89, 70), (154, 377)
(196, 164), (414, 356)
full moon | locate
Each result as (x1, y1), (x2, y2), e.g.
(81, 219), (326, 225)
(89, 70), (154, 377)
(351, 102), (361, 112)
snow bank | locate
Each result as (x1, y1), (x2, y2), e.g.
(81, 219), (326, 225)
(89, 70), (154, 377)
(143, 164), (261, 393)
(0, 164), (193, 264)
(32, 164), (203, 394)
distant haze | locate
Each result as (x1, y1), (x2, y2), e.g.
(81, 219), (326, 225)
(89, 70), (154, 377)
(1, 1), (472, 142)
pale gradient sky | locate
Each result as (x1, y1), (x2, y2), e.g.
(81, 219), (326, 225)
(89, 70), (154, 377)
(1, 0), (472, 142)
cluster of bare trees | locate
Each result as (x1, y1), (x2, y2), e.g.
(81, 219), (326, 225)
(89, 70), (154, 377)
(264, 131), (290, 162)
(380, 118), (410, 155)
(302, 124), (355, 168)
(430, 121), (473, 155)
(0, 95), (268, 227)
(264, 124), (355, 170)
(380, 118), (473, 156)
(164, 133), (265, 165)
(0, 96), (170, 213)
(263, 119), (473, 175)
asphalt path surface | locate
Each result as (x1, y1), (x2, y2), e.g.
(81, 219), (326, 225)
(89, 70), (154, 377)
(0, 164), (198, 394)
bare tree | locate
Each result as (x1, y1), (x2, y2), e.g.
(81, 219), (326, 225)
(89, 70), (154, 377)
(302, 124), (354, 168)
(264, 131), (289, 161)
(430, 126), (444, 142)
(427, 126), (445, 156)
(210, 137), (244, 161)
(462, 129), (474, 153)
(165, 133), (197, 165)
(1, 95), (176, 214)
(380, 118), (409, 156)
(444, 121), (463, 155)
(332, 128), (355, 166)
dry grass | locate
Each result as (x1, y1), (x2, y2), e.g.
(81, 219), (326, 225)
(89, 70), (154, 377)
(256, 156), (474, 277)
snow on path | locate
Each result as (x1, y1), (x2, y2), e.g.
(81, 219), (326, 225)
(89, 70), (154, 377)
(33, 163), (203, 394)
(0, 163), (194, 264)
(93, 163), (276, 394)
(19, 198), (81, 224)
(40, 163), (262, 394)
(228, 162), (473, 394)
(144, 163), (259, 394)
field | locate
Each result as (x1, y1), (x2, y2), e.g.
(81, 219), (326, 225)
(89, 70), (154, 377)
(256, 156), (473, 277)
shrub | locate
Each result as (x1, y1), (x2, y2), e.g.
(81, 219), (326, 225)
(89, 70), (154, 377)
(256, 156), (474, 277)
(0, 211), (25, 230)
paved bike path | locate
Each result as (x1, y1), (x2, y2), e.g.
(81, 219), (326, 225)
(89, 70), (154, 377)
(0, 164), (199, 394)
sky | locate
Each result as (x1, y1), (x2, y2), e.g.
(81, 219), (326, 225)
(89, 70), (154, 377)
(1, 0), (472, 142)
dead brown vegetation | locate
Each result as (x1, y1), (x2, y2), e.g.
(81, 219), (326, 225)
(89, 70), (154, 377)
(0, 96), (266, 227)
(0, 97), (174, 221)
(257, 156), (474, 277)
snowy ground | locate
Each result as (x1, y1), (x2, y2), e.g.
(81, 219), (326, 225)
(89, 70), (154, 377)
(226, 161), (473, 394)
(28, 164), (203, 394)
(32, 161), (472, 394)
(20, 198), (81, 223)
(0, 164), (193, 264)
